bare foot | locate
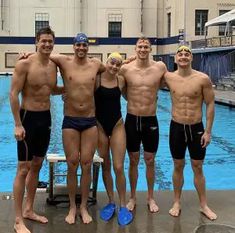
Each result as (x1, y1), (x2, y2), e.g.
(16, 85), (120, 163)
(147, 199), (159, 213)
(65, 207), (77, 224)
(23, 211), (48, 224)
(80, 206), (92, 224)
(126, 198), (136, 211)
(169, 202), (181, 217)
(200, 205), (217, 220)
(14, 219), (31, 233)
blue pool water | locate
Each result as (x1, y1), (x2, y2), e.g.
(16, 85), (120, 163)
(0, 75), (235, 192)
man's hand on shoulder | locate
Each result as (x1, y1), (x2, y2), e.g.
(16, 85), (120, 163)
(18, 52), (34, 60)
(123, 55), (136, 65)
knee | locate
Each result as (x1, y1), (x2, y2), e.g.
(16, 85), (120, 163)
(67, 155), (79, 170)
(129, 157), (139, 167)
(81, 160), (92, 171)
(113, 164), (124, 176)
(174, 163), (185, 173)
(192, 163), (203, 175)
(144, 156), (155, 166)
(18, 166), (30, 177)
(31, 159), (43, 171)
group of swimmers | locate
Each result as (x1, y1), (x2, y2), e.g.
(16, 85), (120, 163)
(9, 26), (217, 233)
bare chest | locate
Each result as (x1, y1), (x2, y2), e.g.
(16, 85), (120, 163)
(170, 79), (202, 98)
(126, 69), (162, 88)
(26, 65), (57, 89)
(64, 68), (97, 87)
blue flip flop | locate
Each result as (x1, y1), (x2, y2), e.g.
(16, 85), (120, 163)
(100, 203), (116, 221)
(117, 207), (133, 226)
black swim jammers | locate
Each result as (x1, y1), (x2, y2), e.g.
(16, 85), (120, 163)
(17, 109), (51, 161)
(62, 116), (97, 131)
(169, 120), (206, 160)
(125, 113), (159, 153)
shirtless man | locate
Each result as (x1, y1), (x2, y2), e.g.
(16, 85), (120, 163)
(9, 27), (64, 233)
(49, 33), (105, 224)
(120, 37), (167, 213)
(164, 45), (217, 220)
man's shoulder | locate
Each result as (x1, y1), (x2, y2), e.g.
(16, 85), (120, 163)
(119, 63), (132, 74)
(151, 60), (167, 71)
(49, 53), (72, 64)
(193, 70), (209, 80)
(15, 57), (31, 71)
(89, 57), (102, 65)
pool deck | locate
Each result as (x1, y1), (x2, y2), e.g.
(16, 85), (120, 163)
(214, 89), (235, 107)
(1, 190), (235, 233)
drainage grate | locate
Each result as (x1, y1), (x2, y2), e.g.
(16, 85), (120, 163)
(194, 224), (235, 233)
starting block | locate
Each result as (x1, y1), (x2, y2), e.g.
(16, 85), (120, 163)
(46, 153), (103, 205)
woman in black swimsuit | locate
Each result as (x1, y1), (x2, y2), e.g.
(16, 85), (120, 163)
(95, 52), (132, 225)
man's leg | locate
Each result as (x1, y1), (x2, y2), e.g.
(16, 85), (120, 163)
(191, 159), (217, 220)
(13, 161), (31, 233)
(23, 157), (47, 223)
(126, 151), (140, 211)
(63, 129), (80, 224)
(110, 123), (126, 207)
(80, 126), (98, 224)
(144, 151), (159, 213)
(97, 127), (114, 203)
(169, 159), (185, 217)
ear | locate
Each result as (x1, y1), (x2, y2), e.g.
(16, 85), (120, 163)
(174, 55), (177, 63)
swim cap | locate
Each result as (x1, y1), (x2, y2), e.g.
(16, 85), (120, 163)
(176, 45), (192, 54)
(73, 33), (89, 44)
(107, 52), (123, 62)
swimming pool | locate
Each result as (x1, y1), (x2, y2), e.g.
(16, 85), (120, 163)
(0, 75), (235, 192)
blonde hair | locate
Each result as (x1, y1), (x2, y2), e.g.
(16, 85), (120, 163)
(176, 45), (192, 54)
(107, 52), (123, 61)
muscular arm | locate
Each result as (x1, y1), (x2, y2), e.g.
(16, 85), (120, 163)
(9, 61), (27, 127)
(49, 54), (68, 67)
(118, 74), (127, 100)
(9, 61), (28, 140)
(201, 76), (215, 147)
(97, 59), (106, 73)
(203, 78), (215, 134)
(118, 66), (127, 100)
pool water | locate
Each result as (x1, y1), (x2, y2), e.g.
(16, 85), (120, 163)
(0, 76), (235, 192)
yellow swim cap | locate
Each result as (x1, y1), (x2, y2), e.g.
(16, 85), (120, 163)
(176, 45), (192, 54)
(108, 52), (123, 61)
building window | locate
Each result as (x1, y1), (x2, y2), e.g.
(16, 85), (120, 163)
(35, 13), (49, 35)
(195, 10), (208, 36)
(167, 13), (171, 37)
(5, 53), (19, 68)
(219, 10), (230, 36)
(108, 14), (122, 37)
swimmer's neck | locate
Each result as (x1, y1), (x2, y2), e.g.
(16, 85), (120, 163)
(177, 66), (193, 77)
(135, 58), (151, 68)
(73, 55), (88, 64)
(35, 52), (51, 65)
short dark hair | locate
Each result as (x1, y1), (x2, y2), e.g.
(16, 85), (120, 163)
(136, 36), (152, 46)
(36, 26), (55, 42)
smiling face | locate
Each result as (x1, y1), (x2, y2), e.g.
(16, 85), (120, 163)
(106, 57), (122, 75)
(36, 33), (54, 55)
(135, 38), (152, 60)
(175, 50), (193, 68)
(73, 42), (89, 58)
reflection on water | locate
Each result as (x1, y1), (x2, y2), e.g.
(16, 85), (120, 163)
(0, 76), (235, 192)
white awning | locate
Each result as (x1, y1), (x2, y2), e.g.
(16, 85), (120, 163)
(205, 9), (235, 27)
